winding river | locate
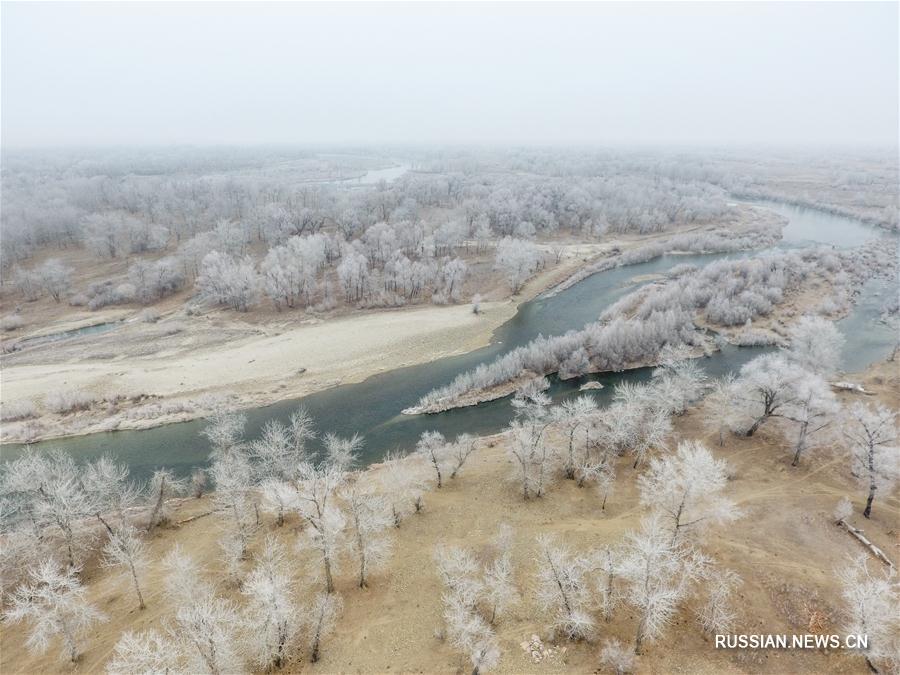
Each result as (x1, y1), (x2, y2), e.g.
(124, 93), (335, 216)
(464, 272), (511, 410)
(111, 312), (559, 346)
(2, 202), (896, 482)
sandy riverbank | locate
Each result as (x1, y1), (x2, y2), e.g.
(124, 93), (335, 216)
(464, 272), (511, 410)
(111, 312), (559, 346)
(0, 242), (603, 444)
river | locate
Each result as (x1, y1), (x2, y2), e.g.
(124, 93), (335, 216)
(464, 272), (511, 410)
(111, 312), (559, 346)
(1, 202), (895, 482)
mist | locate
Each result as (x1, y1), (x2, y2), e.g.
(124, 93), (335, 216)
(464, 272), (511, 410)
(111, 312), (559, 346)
(2, 1), (897, 148)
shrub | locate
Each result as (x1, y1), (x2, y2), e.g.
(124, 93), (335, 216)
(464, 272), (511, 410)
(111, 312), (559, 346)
(0, 314), (24, 331)
(44, 389), (95, 414)
(0, 399), (37, 421)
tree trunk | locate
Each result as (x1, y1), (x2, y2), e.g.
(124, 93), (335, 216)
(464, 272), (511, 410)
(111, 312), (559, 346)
(791, 423), (808, 466)
(634, 618), (646, 655)
(130, 562), (146, 609)
(863, 481), (876, 519)
(324, 556), (334, 594)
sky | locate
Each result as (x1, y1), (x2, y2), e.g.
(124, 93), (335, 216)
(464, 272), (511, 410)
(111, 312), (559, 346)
(2, 2), (897, 147)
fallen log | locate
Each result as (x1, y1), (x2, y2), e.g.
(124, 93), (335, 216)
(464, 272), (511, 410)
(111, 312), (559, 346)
(175, 510), (214, 526)
(838, 519), (895, 569)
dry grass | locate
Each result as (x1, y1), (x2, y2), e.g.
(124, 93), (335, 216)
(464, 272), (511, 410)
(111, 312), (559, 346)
(2, 364), (896, 675)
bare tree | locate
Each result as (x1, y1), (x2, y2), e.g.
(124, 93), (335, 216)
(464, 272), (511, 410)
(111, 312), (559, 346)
(637, 440), (739, 545)
(837, 555), (899, 674)
(843, 402), (898, 518)
(5, 559), (106, 662)
(102, 524), (150, 610)
(242, 536), (299, 671)
(534, 534), (595, 641)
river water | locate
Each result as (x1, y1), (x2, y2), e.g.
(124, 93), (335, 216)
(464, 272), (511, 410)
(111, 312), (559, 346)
(1, 203), (895, 482)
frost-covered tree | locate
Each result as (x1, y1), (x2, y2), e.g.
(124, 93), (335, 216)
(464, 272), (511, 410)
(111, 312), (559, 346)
(242, 536), (299, 670)
(146, 468), (186, 534)
(696, 567), (741, 635)
(449, 433), (478, 480)
(162, 546), (245, 674)
(202, 408), (247, 458)
(637, 440), (738, 544)
(599, 638), (635, 675)
(494, 237), (543, 293)
(534, 535), (595, 641)
(378, 451), (428, 526)
(728, 354), (803, 436)
(102, 524), (149, 610)
(1, 450), (97, 567)
(481, 524), (520, 624)
(83, 455), (141, 528)
(301, 592), (342, 663)
(594, 545), (622, 622)
(106, 630), (181, 675)
(294, 463), (346, 593)
(37, 259), (73, 302)
(211, 450), (257, 554)
(323, 432), (363, 471)
(620, 514), (705, 655)
(343, 480), (393, 588)
(787, 315), (845, 376)
(843, 402), (898, 518)
(507, 382), (555, 499)
(553, 395), (598, 480)
(443, 594), (501, 675)
(780, 374), (838, 466)
(417, 430), (449, 488)
(5, 559), (105, 662)
(337, 249), (371, 303)
(197, 251), (261, 311)
(837, 555), (899, 673)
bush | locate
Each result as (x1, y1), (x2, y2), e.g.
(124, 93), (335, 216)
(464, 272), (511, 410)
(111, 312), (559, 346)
(0, 399), (37, 421)
(44, 389), (95, 414)
(68, 293), (88, 307)
(0, 314), (24, 331)
(139, 308), (161, 323)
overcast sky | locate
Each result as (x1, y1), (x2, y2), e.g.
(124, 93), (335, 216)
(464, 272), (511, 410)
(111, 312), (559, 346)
(2, 2), (897, 147)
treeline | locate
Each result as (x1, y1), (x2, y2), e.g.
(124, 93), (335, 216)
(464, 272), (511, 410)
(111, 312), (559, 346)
(412, 241), (897, 413)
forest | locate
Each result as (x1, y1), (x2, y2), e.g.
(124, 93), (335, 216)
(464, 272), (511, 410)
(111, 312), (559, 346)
(0, 146), (898, 675)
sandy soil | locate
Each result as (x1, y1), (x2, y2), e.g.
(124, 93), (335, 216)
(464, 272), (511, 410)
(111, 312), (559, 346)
(1, 361), (896, 674)
(0, 242), (602, 443)
(1, 210), (745, 444)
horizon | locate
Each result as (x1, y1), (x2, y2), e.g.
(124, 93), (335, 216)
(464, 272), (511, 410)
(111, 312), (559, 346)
(3, 2), (897, 147)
